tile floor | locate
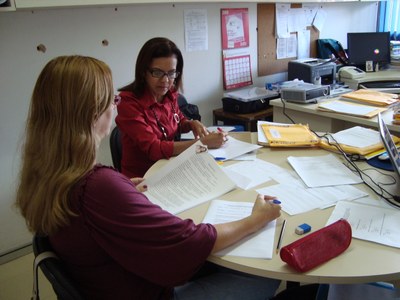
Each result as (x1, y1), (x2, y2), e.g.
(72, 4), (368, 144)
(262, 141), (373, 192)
(0, 252), (56, 300)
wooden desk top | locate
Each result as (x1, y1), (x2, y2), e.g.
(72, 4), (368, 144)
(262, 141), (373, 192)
(213, 107), (273, 121)
(270, 98), (400, 135)
(146, 132), (400, 284)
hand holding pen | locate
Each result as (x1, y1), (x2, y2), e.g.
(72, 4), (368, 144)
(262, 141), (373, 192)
(249, 194), (281, 232)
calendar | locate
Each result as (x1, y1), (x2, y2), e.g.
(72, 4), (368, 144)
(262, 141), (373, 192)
(222, 54), (253, 90)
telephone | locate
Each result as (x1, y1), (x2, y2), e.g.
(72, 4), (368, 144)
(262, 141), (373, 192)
(338, 66), (366, 80)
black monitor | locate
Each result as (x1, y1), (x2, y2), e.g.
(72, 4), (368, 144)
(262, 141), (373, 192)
(347, 32), (391, 71)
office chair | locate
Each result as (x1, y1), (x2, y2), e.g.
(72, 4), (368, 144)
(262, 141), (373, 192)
(32, 234), (85, 300)
(109, 126), (122, 172)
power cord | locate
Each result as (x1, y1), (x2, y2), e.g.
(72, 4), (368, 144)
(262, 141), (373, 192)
(276, 106), (400, 207)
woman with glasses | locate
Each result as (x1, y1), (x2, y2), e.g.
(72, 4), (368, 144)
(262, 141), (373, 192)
(116, 37), (228, 178)
(16, 55), (281, 299)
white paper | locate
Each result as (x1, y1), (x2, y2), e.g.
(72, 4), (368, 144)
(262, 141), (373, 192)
(257, 183), (368, 215)
(207, 136), (262, 161)
(327, 201), (400, 248)
(319, 101), (378, 116)
(287, 154), (363, 188)
(224, 159), (273, 190)
(181, 126), (236, 140)
(325, 126), (382, 148)
(275, 3), (290, 38)
(141, 141), (236, 214)
(203, 200), (276, 258)
(184, 9), (208, 52)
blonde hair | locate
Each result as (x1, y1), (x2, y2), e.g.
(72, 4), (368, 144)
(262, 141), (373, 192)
(16, 55), (114, 235)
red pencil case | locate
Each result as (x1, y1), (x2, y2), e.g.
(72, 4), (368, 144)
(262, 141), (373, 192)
(280, 219), (352, 273)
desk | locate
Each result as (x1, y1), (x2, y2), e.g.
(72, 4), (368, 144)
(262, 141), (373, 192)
(213, 108), (273, 132)
(341, 68), (400, 90)
(270, 98), (400, 135)
(146, 132), (400, 284)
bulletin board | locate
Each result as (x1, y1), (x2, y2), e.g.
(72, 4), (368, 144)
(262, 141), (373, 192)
(257, 3), (320, 76)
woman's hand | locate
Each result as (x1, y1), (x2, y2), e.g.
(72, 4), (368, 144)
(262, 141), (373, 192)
(200, 132), (228, 149)
(130, 177), (147, 192)
(189, 120), (208, 139)
(250, 194), (281, 231)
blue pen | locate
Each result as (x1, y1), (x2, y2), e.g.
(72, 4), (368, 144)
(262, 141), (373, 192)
(271, 199), (281, 204)
(214, 157), (226, 161)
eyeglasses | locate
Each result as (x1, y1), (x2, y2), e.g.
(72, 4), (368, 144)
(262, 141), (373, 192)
(148, 68), (180, 79)
(114, 95), (121, 106)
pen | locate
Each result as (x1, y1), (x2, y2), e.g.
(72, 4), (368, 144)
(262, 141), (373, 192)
(214, 157), (226, 161)
(271, 199), (281, 204)
(276, 219), (287, 254)
(217, 127), (224, 132)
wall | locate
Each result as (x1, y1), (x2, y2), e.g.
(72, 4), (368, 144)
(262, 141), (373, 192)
(0, 1), (378, 258)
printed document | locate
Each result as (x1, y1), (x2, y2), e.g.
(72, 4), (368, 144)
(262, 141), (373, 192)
(203, 199), (276, 258)
(141, 141), (236, 214)
(207, 136), (262, 161)
(287, 154), (363, 188)
(327, 201), (400, 248)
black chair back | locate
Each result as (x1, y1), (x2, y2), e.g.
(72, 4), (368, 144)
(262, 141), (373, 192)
(32, 234), (85, 300)
(109, 126), (122, 172)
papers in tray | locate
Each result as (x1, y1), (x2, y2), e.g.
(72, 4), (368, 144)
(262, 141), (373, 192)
(340, 89), (399, 107)
(317, 99), (387, 118)
(224, 87), (279, 102)
(319, 126), (400, 157)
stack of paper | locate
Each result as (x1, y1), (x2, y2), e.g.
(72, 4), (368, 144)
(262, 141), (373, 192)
(319, 126), (400, 157)
(260, 123), (319, 147)
(341, 89), (399, 107)
(317, 99), (387, 118)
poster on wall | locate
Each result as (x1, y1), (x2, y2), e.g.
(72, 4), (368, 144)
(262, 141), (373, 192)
(221, 8), (249, 50)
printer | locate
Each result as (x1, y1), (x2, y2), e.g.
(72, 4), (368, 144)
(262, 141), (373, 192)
(288, 58), (336, 86)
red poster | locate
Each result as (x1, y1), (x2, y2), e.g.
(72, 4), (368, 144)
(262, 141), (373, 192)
(221, 8), (250, 50)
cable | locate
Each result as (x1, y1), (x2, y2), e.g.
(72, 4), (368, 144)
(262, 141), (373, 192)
(273, 104), (400, 206)
(317, 132), (400, 207)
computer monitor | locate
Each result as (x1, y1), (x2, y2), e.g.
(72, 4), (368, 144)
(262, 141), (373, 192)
(378, 113), (400, 207)
(347, 32), (391, 71)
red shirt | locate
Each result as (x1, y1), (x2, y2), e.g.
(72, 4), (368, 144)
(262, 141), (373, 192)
(50, 165), (216, 300)
(116, 89), (190, 178)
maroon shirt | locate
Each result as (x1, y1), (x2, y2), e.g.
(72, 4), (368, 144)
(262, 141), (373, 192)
(50, 165), (216, 300)
(116, 89), (191, 178)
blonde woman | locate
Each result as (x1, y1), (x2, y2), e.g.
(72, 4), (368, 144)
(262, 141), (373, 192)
(16, 55), (281, 300)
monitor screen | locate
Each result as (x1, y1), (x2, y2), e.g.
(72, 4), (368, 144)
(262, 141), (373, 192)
(347, 32), (391, 71)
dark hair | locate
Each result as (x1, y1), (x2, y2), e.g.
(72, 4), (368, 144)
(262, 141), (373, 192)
(119, 37), (184, 96)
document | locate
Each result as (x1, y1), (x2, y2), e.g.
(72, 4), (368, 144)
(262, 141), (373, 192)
(327, 201), (400, 248)
(141, 141), (236, 215)
(318, 99), (387, 118)
(203, 199), (276, 259)
(223, 159), (274, 190)
(287, 154), (363, 188)
(207, 136), (262, 161)
(257, 183), (368, 215)
(340, 89), (399, 107)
